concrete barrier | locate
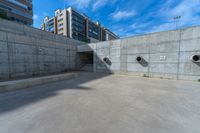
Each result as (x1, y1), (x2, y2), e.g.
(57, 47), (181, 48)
(0, 73), (78, 93)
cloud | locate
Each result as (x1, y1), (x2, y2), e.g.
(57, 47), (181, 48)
(147, 23), (175, 33)
(111, 23), (137, 37)
(65, 0), (92, 9)
(111, 26), (130, 37)
(130, 22), (152, 30)
(92, 0), (117, 11)
(112, 10), (136, 20)
(110, 0), (200, 37)
(147, 0), (200, 33)
(33, 14), (39, 20)
(92, 0), (107, 11)
(168, 0), (200, 25)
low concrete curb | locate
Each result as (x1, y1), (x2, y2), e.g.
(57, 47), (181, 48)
(0, 73), (78, 93)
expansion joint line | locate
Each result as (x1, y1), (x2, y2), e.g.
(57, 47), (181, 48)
(6, 32), (11, 79)
(177, 29), (182, 80)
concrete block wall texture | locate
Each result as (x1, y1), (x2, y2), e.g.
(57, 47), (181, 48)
(0, 18), (85, 81)
(77, 26), (200, 81)
(1, 18), (200, 81)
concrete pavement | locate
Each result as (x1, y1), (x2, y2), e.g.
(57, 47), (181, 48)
(0, 72), (200, 133)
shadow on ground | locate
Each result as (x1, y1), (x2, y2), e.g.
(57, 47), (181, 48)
(0, 72), (111, 114)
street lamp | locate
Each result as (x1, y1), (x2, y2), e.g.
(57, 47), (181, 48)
(173, 16), (181, 29)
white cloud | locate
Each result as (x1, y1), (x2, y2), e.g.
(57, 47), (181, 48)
(168, 0), (200, 25)
(148, 0), (200, 33)
(112, 26), (128, 37)
(33, 14), (39, 20)
(66, 0), (92, 9)
(130, 23), (137, 29)
(92, 0), (107, 11)
(147, 23), (175, 33)
(130, 22), (151, 30)
(111, 23), (137, 37)
(92, 0), (117, 11)
(112, 10), (136, 20)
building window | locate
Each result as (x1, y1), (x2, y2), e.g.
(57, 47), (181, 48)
(28, 6), (32, 11)
(58, 23), (63, 27)
(59, 13), (63, 17)
(7, 0), (29, 9)
(58, 18), (63, 22)
(58, 28), (63, 32)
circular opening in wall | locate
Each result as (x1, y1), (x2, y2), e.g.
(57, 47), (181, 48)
(103, 57), (108, 62)
(192, 55), (199, 62)
(136, 56), (142, 62)
(103, 57), (112, 66)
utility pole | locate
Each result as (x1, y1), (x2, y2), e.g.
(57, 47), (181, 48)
(173, 16), (181, 30)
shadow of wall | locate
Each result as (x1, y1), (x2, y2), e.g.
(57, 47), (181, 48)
(0, 72), (110, 114)
(0, 18), (112, 114)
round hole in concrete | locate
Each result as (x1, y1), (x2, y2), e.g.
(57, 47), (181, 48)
(136, 56), (142, 62)
(103, 57), (108, 62)
(192, 55), (199, 62)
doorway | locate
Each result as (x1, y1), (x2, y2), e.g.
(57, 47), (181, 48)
(77, 52), (94, 72)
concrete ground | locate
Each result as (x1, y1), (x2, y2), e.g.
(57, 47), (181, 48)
(0, 72), (200, 133)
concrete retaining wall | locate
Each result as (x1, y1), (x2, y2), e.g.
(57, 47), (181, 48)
(1, 18), (200, 81)
(78, 26), (200, 81)
(0, 19), (85, 81)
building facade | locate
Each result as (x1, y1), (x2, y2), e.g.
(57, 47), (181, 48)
(0, 0), (33, 26)
(41, 7), (119, 42)
(105, 29), (119, 41)
(41, 16), (57, 33)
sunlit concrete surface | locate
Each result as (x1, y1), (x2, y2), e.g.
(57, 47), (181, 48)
(0, 72), (200, 133)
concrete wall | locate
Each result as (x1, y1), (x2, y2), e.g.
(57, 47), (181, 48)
(0, 19), (85, 81)
(1, 18), (200, 81)
(78, 26), (200, 81)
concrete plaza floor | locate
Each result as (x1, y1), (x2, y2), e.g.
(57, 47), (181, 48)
(0, 72), (200, 133)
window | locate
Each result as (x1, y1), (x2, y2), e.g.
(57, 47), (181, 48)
(58, 23), (63, 27)
(28, 6), (32, 11)
(58, 18), (63, 22)
(58, 28), (63, 32)
(11, 8), (32, 19)
(59, 13), (63, 17)
(7, 0), (28, 9)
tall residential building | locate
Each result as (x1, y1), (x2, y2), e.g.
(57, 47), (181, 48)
(41, 7), (119, 42)
(0, 0), (33, 26)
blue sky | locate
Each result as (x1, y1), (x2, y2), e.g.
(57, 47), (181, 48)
(33, 0), (200, 38)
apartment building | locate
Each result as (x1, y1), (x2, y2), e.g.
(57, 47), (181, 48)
(87, 20), (101, 42)
(41, 7), (119, 42)
(41, 16), (57, 33)
(0, 0), (33, 26)
(105, 29), (119, 41)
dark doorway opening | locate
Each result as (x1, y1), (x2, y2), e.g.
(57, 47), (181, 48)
(77, 52), (94, 72)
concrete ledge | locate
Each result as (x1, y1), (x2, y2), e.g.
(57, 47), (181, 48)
(0, 73), (78, 93)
